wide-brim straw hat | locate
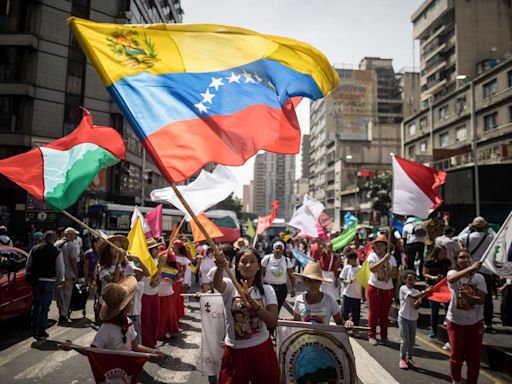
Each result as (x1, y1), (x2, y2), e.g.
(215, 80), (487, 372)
(233, 237), (250, 249)
(147, 237), (164, 250)
(98, 235), (129, 259)
(470, 216), (488, 228)
(293, 262), (332, 283)
(100, 276), (137, 321)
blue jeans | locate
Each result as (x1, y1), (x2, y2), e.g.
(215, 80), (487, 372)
(342, 295), (361, 326)
(31, 280), (55, 336)
(429, 300), (446, 336)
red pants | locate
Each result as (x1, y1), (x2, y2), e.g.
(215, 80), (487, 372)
(173, 281), (185, 319)
(446, 320), (484, 384)
(158, 295), (179, 339)
(141, 293), (160, 348)
(367, 284), (393, 339)
(218, 338), (279, 384)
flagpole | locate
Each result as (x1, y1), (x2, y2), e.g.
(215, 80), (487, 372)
(60, 209), (127, 254)
(479, 209), (512, 264)
(169, 182), (248, 300)
(387, 153), (395, 254)
(168, 217), (185, 249)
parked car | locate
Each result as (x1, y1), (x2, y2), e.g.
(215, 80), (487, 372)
(0, 245), (32, 321)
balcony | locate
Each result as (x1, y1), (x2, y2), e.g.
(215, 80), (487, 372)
(0, 34), (38, 49)
(412, 0), (454, 40)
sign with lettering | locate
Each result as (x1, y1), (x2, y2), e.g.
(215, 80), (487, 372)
(200, 294), (225, 376)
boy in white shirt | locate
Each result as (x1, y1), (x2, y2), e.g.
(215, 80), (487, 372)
(340, 252), (362, 326)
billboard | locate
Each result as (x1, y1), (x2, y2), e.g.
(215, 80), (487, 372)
(332, 69), (376, 141)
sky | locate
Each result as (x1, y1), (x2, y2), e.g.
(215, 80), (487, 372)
(181, 0), (424, 197)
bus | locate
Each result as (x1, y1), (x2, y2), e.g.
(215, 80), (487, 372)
(85, 203), (240, 242)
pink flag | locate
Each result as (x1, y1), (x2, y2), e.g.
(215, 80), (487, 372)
(392, 155), (447, 219)
(145, 203), (163, 238)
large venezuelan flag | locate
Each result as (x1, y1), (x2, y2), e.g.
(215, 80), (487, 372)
(68, 18), (339, 182)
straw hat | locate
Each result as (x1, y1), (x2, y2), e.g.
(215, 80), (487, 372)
(470, 216), (488, 229)
(99, 276), (137, 321)
(146, 237), (164, 250)
(98, 235), (129, 260)
(372, 235), (388, 245)
(233, 237), (249, 250)
(293, 262), (332, 283)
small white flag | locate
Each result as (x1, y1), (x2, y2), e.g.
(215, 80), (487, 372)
(482, 211), (512, 279)
(288, 195), (325, 238)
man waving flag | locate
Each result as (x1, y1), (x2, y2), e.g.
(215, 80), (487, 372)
(68, 18), (339, 183)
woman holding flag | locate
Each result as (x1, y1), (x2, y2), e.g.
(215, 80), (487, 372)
(213, 246), (279, 384)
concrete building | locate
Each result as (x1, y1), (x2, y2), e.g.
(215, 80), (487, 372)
(251, 152), (296, 220)
(242, 184), (251, 213)
(403, 57), (512, 229)
(398, 70), (421, 120)
(411, 0), (512, 107)
(309, 62), (402, 228)
(301, 134), (311, 179)
(0, 0), (183, 238)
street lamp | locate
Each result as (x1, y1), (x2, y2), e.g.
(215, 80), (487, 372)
(456, 75), (480, 216)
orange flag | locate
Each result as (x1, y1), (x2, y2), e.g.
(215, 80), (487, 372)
(169, 223), (179, 244)
(189, 213), (224, 242)
(256, 199), (279, 235)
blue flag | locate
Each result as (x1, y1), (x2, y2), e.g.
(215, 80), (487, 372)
(344, 212), (357, 226)
(292, 249), (314, 268)
(390, 213), (404, 236)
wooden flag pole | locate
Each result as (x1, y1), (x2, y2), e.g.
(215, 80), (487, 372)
(169, 182), (248, 300)
(167, 217), (185, 251)
(60, 209), (127, 254)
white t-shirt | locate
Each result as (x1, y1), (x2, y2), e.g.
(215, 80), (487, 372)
(98, 263), (136, 305)
(399, 285), (420, 321)
(340, 265), (362, 299)
(222, 278), (277, 349)
(158, 279), (174, 297)
(403, 222), (425, 244)
(200, 255), (217, 284)
(207, 266), (236, 285)
(129, 280), (145, 316)
(446, 270), (487, 326)
(293, 292), (340, 324)
(91, 317), (137, 351)
(367, 252), (396, 290)
(176, 255), (191, 285)
(261, 254), (292, 285)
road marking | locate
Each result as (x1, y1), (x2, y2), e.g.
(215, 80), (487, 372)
(349, 338), (400, 384)
(14, 330), (95, 379)
(0, 325), (69, 367)
(416, 334), (507, 384)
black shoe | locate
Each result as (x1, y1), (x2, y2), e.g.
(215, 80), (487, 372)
(37, 331), (49, 340)
(58, 315), (70, 324)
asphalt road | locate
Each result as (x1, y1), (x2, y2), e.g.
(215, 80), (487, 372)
(1, 286), (511, 383)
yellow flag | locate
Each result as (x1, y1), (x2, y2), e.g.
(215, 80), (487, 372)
(183, 236), (197, 258)
(354, 258), (371, 290)
(128, 217), (157, 277)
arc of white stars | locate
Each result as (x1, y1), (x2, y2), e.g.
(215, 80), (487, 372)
(194, 102), (208, 114)
(242, 71), (255, 83)
(226, 72), (241, 83)
(201, 88), (215, 104)
(209, 77), (224, 91)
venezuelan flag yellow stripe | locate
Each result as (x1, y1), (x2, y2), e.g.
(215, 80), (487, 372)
(68, 17), (338, 96)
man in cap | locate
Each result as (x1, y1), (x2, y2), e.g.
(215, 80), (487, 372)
(56, 227), (80, 323)
(458, 216), (496, 332)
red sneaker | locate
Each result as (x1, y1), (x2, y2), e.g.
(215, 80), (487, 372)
(399, 359), (408, 369)
(407, 359), (418, 369)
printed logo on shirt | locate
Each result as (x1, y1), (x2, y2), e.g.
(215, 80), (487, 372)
(299, 308), (328, 324)
(231, 296), (265, 340)
(456, 282), (477, 311)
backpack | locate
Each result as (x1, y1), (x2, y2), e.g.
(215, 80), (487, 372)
(412, 222), (426, 237)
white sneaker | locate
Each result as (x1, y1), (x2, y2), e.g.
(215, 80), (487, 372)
(442, 342), (450, 351)
(369, 337), (378, 346)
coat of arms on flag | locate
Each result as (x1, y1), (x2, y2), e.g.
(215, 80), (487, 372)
(276, 320), (356, 384)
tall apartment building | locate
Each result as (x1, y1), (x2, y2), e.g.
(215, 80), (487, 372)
(403, 0), (512, 229)
(412, 0), (512, 107)
(0, 0), (183, 237)
(251, 152), (296, 220)
(242, 184), (251, 213)
(398, 71), (421, 120)
(309, 62), (402, 228)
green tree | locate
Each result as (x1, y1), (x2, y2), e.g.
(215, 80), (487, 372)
(365, 171), (392, 215)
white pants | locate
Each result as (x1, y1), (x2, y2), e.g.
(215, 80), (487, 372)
(56, 279), (74, 317)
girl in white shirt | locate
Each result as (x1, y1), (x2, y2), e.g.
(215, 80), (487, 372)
(293, 262), (352, 327)
(213, 246), (279, 384)
(398, 270), (431, 370)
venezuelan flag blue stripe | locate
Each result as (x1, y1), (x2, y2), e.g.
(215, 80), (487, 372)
(107, 58), (322, 139)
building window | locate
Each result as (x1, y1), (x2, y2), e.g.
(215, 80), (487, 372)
(455, 126), (467, 142)
(408, 122), (417, 136)
(408, 145), (415, 157)
(420, 117), (428, 129)
(483, 79), (497, 98)
(509, 105), (512, 123)
(439, 105), (448, 120)
(484, 112), (498, 131)
(420, 141), (427, 153)
(508, 71), (512, 88)
(439, 132), (449, 147)
(455, 97), (467, 114)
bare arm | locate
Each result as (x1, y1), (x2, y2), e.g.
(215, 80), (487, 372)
(369, 253), (390, 272)
(447, 261), (482, 284)
(212, 255), (227, 294)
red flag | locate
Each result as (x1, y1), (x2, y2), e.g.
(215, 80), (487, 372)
(356, 243), (373, 264)
(256, 200), (279, 235)
(84, 348), (148, 383)
(426, 277), (451, 303)
(145, 203), (163, 238)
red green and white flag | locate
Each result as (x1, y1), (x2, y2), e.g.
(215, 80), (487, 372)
(0, 108), (125, 210)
